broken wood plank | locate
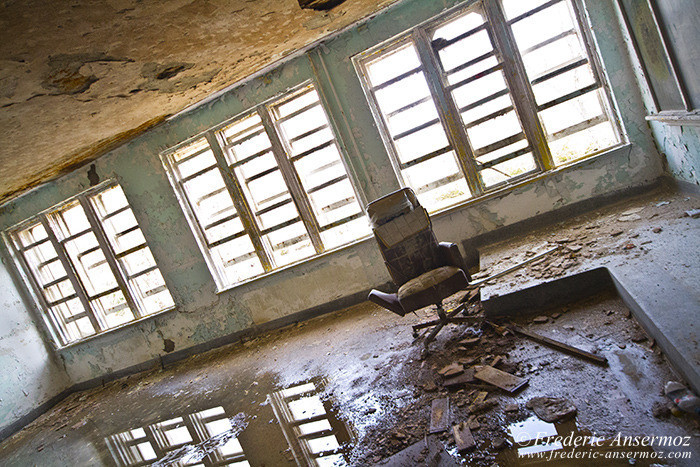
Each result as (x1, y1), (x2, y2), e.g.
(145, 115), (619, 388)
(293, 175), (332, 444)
(444, 369), (476, 388)
(507, 323), (608, 366)
(471, 246), (559, 286)
(460, 287), (481, 303)
(438, 362), (463, 377)
(429, 398), (450, 434)
(474, 365), (528, 393)
(453, 422), (476, 452)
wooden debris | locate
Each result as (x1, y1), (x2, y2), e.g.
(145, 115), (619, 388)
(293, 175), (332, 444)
(460, 287), (481, 304)
(683, 209), (700, 218)
(444, 369), (476, 388)
(474, 365), (529, 393)
(453, 422), (476, 452)
(458, 337), (481, 346)
(429, 398), (450, 434)
(438, 363), (463, 377)
(485, 321), (510, 336)
(507, 323), (608, 365)
(471, 246), (558, 286)
(532, 316), (549, 324)
(423, 381), (438, 392)
(473, 391), (488, 405)
(526, 397), (577, 422)
(468, 399), (498, 415)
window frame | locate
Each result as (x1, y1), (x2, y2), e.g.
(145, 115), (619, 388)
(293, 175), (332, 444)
(3, 180), (175, 349)
(353, 0), (624, 213)
(162, 81), (369, 291)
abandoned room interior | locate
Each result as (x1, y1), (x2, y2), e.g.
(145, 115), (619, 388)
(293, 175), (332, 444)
(0, 0), (698, 465)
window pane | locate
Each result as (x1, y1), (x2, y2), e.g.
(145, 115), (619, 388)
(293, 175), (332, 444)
(91, 185), (174, 315)
(170, 137), (263, 285)
(270, 85), (369, 248)
(432, 7), (537, 187)
(504, 0), (621, 166)
(362, 42), (471, 210)
(222, 113), (314, 268)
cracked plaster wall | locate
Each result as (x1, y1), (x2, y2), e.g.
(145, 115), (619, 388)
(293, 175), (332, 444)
(0, 0), (663, 429)
(611, 0), (700, 187)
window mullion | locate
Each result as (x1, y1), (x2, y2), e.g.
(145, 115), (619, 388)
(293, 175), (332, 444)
(204, 131), (274, 272)
(258, 108), (325, 255)
(38, 216), (102, 333)
(483, 0), (554, 171)
(78, 196), (142, 319)
(412, 29), (484, 197)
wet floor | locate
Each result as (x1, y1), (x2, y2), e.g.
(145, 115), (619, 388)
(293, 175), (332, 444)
(496, 416), (661, 466)
(1, 290), (699, 466)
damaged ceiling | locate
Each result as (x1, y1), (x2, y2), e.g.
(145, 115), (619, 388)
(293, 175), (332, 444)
(0, 0), (398, 204)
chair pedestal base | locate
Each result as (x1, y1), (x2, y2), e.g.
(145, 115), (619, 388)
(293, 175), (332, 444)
(412, 303), (479, 354)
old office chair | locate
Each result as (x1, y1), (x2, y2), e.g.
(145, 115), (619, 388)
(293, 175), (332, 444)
(366, 187), (473, 352)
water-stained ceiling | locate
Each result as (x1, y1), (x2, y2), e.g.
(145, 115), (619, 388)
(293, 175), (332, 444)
(0, 0), (398, 203)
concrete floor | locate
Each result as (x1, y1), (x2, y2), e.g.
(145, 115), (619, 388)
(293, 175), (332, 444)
(1, 185), (698, 466)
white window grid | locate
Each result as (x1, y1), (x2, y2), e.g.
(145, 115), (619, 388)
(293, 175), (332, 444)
(5, 182), (174, 347)
(106, 407), (248, 467)
(162, 83), (369, 290)
(354, 0), (623, 212)
(268, 380), (352, 466)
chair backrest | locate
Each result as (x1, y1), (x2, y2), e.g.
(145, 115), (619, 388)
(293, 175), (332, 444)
(366, 188), (443, 286)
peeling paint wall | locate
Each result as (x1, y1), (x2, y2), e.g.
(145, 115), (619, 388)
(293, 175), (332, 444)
(0, 0), (663, 424)
(613, 0), (700, 188)
(650, 122), (700, 187)
(0, 253), (71, 436)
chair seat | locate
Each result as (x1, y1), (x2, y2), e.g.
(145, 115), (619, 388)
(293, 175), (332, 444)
(398, 266), (468, 313)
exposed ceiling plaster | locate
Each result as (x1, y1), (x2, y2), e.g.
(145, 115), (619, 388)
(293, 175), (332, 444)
(0, 0), (398, 203)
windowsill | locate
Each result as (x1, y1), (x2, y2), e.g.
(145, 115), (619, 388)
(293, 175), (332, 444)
(430, 142), (631, 219)
(646, 110), (700, 126)
(55, 305), (177, 352)
(214, 234), (375, 294)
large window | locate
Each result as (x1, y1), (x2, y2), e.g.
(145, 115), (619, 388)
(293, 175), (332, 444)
(355, 0), (622, 212)
(6, 183), (174, 347)
(163, 83), (368, 290)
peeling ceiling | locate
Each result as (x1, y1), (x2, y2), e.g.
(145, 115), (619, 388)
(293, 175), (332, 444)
(0, 0), (398, 203)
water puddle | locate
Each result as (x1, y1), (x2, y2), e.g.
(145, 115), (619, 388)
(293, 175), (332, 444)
(105, 376), (354, 466)
(497, 416), (659, 466)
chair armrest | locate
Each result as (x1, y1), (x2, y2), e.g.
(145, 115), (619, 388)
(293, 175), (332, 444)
(368, 290), (406, 316)
(438, 242), (471, 281)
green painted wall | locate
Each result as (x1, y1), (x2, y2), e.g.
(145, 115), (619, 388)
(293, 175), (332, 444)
(0, 0), (664, 430)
